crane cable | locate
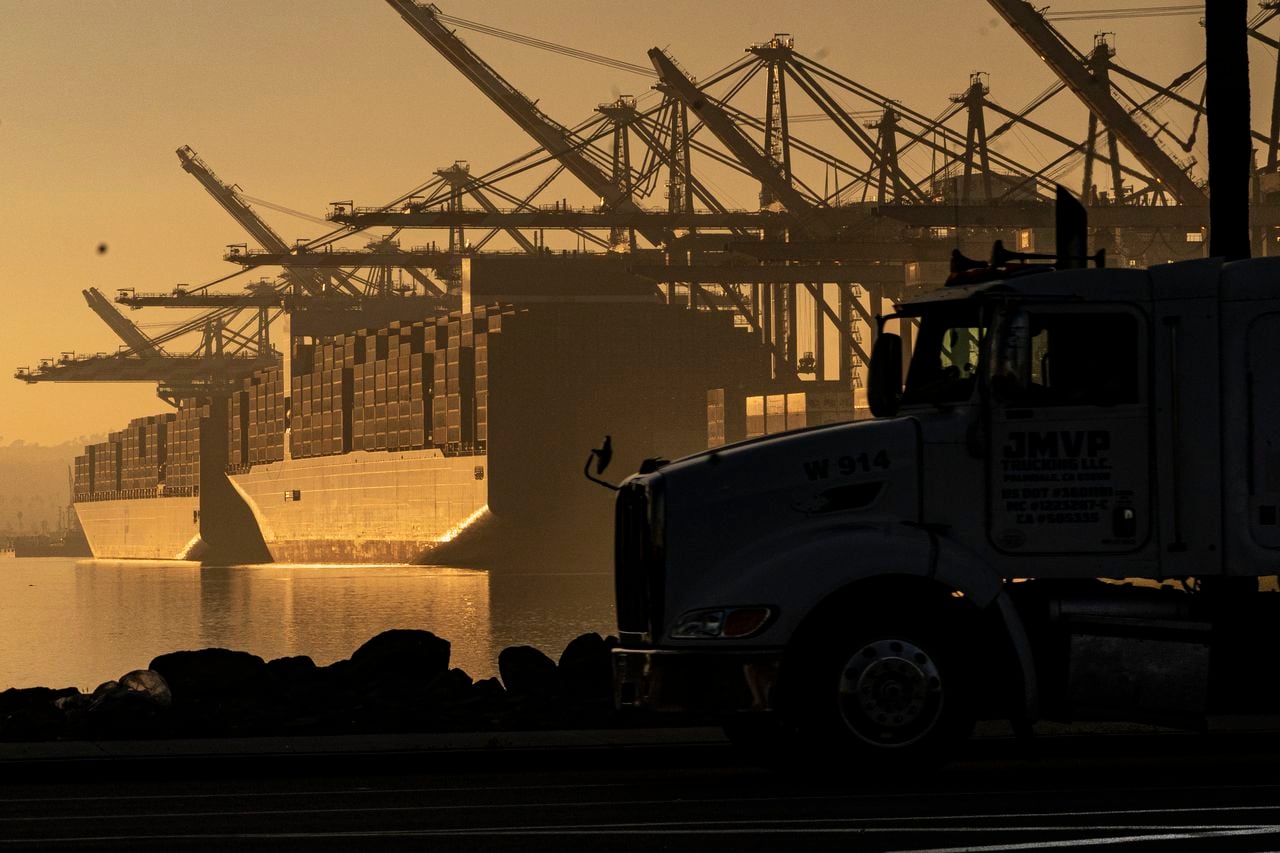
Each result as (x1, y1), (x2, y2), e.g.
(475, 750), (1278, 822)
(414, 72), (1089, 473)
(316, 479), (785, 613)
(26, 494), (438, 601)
(435, 12), (654, 77)
(1046, 5), (1202, 22)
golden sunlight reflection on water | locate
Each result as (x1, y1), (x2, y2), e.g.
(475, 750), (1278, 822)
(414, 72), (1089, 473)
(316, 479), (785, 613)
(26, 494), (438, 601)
(0, 558), (615, 690)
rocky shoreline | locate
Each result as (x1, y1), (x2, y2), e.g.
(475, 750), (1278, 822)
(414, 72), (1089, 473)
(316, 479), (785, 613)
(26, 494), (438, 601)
(0, 630), (629, 741)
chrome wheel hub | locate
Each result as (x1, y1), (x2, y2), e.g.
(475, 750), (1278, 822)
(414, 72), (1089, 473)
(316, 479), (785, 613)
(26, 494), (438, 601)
(838, 638), (943, 747)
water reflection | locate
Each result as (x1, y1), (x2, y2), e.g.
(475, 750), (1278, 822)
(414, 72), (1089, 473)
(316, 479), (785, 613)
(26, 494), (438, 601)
(190, 564), (495, 677)
(1, 558), (614, 690)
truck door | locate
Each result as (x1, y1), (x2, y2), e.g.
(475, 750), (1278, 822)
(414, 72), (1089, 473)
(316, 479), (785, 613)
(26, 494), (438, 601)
(987, 306), (1151, 555)
(1247, 313), (1280, 549)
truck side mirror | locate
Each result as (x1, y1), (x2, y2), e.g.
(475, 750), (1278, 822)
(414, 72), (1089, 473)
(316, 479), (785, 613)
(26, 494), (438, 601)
(868, 333), (903, 418)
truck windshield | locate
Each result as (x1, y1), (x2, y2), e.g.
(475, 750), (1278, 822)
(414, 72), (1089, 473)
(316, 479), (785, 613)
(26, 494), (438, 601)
(901, 305), (985, 405)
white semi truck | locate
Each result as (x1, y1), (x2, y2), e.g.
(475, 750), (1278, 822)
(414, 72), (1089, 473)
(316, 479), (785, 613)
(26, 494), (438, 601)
(609, 224), (1280, 762)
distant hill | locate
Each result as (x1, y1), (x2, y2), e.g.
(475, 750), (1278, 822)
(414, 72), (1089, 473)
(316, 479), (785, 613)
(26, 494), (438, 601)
(0, 437), (104, 535)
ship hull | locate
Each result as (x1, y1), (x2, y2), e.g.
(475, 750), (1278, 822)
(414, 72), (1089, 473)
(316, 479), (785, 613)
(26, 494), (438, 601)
(74, 496), (202, 560)
(229, 448), (488, 564)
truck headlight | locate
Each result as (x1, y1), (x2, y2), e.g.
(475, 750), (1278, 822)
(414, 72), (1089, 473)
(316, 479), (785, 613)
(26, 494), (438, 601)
(670, 606), (774, 639)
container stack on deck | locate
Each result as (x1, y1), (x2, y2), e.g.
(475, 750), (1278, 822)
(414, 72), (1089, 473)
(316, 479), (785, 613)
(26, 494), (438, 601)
(350, 318), (424, 450)
(379, 320), (423, 453)
(74, 413), (180, 500)
(84, 439), (119, 498)
(166, 399), (206, 494)
(119, 414), (170, 493)
(69, 293), (786, 563)
(73, 453), (90, 500)
(241, 366), (285, 465)
(232, 305), (520, 462)
(296, 334), (353, 457)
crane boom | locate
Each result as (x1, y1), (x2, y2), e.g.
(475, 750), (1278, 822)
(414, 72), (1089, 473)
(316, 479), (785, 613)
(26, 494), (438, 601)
(386, 1), (617, 202)
(384, 1), (669, 245)
(648, 48), (834, 238)
(986, 0), (1206, 204)
(176, 145), (292, 254)
(16, 353), (270, 386)
(177, 146), (358, 296)
(82, 288), (163, 357)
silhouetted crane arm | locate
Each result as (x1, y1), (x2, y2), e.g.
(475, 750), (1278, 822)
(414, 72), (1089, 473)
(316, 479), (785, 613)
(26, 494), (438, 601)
(16, 354), (269, 385)
(82, 288), (163, 357)
(986, 0), (1206, 204)
(177, 146), (353, 296)
(384, 1), (671, 245)
(176, 146), (292, 254)
(649, 48), (834, 239)
(386, 1), (618, 203)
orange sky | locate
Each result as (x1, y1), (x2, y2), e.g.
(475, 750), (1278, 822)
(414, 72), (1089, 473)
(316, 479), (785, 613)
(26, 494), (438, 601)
(0, 0), (1252, 445)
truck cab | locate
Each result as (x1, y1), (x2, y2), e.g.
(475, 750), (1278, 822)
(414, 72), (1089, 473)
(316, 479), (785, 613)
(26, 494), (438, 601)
(612, 253), (1280, 762)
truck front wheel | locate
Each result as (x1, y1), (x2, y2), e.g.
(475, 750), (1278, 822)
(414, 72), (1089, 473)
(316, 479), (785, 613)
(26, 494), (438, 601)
(786, 612), (974, 765)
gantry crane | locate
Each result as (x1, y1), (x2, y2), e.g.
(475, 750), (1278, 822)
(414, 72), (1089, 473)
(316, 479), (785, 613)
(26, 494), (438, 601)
(176, 145), (347, 297)
(81, 287), (163, 357)
(986, 0), (1207, 204)
(650, 46), (835, 240)
(179, 144), (453, 298)
(385, 0), (672, 247)
(433, 161), (538, 254)
(16, 306), (277, 402)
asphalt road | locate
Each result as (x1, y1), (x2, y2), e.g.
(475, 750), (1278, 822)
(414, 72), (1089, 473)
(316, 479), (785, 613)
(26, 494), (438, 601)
(4, 731), (1280, 851)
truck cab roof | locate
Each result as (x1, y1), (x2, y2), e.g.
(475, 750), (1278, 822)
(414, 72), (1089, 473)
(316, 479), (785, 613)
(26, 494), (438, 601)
(899, 256), (1280, 312)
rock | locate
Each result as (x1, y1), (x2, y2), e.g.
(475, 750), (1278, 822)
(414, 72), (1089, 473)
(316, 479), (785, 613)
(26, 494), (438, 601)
(0, 686), (78, 714)
(498, 645), (560, 696)
(90, 681), (119, 700)
(319, 658), (355, 684)
(557, 633), (616, 724)
(86, 683), (169, 739)
(266, 655), (317, 683)
(558, 633), (614, 687)
(429, 668), (475, 704)
(119, 670), (172, 708)
(53, 692), (90, 713)
(349, 630), (451, 684)
(473, 677), (506, 700)
(0, 687), (79, 741)
(148, 648), (268, 702)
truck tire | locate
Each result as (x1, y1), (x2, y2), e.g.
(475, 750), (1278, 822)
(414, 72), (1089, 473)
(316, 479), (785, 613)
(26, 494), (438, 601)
(784, 609), (975, 767)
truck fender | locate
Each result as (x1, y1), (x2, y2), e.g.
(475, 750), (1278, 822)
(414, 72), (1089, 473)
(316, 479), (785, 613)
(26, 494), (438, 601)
(699, 522), (1038, 720)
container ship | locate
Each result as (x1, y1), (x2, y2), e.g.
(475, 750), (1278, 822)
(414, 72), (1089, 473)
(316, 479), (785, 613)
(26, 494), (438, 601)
(70, 257), (852, 567)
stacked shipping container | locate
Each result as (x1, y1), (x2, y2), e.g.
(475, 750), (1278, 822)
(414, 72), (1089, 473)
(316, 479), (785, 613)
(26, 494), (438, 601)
(166, 399), (206, 494)
(370, 320), (425, 453)
(301, 333), (362, 457)
(217, 305), (517, 468)
(85, 438), (119, 498)
(118, 414), (171, 492)
(242, 366), (285, 465)
(73, 454), (90, 499)
(74, 409), (189, 500)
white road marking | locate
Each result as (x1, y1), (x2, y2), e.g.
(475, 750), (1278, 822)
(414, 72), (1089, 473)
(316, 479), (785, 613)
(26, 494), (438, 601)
(890, 826), (1280, 852)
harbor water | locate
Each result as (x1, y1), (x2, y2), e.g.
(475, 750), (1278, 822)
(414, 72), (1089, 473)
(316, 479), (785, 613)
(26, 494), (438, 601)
(0, 558), (615, 690)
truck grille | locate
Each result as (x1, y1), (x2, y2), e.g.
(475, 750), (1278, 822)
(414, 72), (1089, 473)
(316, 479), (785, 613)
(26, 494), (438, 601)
(614, 478), (662, 640)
